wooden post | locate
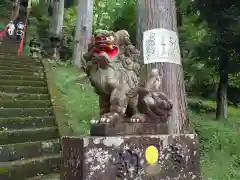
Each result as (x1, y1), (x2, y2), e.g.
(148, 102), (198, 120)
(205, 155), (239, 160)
(72, 0), (93, 67)
(136, 0), (189, 134)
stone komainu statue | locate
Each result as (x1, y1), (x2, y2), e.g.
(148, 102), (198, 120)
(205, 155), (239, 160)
(82, 30), (173, 123)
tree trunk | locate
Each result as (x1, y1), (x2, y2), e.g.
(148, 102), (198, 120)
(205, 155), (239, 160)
(49, 0), (57, 34)
(50, 0), (64, 36)
(72, 0), (93, 67)
(49, 0), (64, 60)
(216, 52), (228, 119)
(136, 0), (189, 134)
(55, 0), (64, 37)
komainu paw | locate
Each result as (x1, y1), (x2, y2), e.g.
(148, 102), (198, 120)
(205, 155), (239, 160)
(100, 112), (123, 123)
(130, 114), (148, 123)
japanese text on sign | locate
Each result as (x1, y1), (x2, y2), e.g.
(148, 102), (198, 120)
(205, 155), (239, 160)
(143, 28), (181, 65)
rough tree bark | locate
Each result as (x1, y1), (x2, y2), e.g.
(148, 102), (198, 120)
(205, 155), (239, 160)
(49, 0), (64, 35)
(49, 0), (57, 33)
(72, 0), (93, 67)
(48, 0), (64, 60)
(55, 0), (64, 36)
(216, 52), (228, 119)
(136, 0), (189, 134)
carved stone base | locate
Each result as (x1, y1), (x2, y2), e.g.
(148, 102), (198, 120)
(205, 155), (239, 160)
(90, 123), (168, 136)
(61, 134), (200, 180)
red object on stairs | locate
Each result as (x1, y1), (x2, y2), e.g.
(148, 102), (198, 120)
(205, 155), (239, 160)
(0, 27), (7, 40)
(17, 26), (26, 57)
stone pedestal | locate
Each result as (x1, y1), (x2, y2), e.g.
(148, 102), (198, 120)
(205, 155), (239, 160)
(61, 134), (200, 180)
(91, 123), (168, 136)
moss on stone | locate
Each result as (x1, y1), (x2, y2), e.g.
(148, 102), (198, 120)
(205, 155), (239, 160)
(41, 59), (74, 137)
(0, 85), (48, 94)
(0, 167), (9, 173)
(0, 127), (58, 145)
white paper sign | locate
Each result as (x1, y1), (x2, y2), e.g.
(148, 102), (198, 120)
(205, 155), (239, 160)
(143, 28), (181, 65)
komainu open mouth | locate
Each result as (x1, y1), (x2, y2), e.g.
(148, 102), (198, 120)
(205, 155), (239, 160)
(94, 45), (119, 57)
(92, 34), (119, 57)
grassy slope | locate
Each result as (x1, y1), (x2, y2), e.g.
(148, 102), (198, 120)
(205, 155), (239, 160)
(52, 63), (98, 135)
(53, 64), (240, 180)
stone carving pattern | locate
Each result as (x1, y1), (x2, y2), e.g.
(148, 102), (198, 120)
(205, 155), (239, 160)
(114, 149), (140, 178)
(166, 144), (184, 169)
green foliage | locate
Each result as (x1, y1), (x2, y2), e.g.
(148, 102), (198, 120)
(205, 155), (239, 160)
(188, 100), (215, 113)
(64, 7), (77, 35)
(111, 1), (137, 44)
(53, 64), (98, 135)
(92, 0), (126, 31)
(178, 0), (240, 100)
(0, 0), (13, 20)
(65, 0), (77, 8)
(190, 100), (240, 180)
(31, 0), (48, 20)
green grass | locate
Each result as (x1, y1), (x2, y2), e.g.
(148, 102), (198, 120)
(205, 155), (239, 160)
(53, 64), (240, 179)
(189, 102), (240, 180)
(52, 63), (98, 135)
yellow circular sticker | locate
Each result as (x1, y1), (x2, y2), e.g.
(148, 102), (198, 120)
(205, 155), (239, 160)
(145, 145), (159, 165)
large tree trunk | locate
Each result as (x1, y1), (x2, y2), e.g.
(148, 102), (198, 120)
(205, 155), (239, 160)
(49, 0), (57, 34)
(49, 0), (64, 60)
(50, 0), (64, 36)
(136, 0), (189, 134)
(55, 0), (64, 37)
(216, 52), (228, 119)
(72, 0), (93, 67)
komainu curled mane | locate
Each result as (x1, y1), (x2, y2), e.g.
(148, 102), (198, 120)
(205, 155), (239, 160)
(82, 29), (173, 124)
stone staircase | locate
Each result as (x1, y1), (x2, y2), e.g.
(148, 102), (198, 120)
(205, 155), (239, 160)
(0, 37), (60, 179)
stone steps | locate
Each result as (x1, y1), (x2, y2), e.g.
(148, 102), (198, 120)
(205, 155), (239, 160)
(0, 139), (60, 161)
(0, 61), (42, 69)
(0, 53), (40, 60)
(0, 65), (43, 73)
(0, 59), (42, 66)
(0, 116), (56, 130)
(0, 85), (48, 94)
(0, 93), (50, 100)
(0, 127), (58, 145)
(0, 154), (61, 180)
(0, 70), (44, 77)
(0, 32), (61, 180)
(0, 74), (44, 81)
(0, 58), (42, 64)
(0, 108), (53, 118)
(0, 100), (51, 108)
(0, 58), (41, 62)
(0, 79), (45, 87)
(26, 173), (59, 180)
